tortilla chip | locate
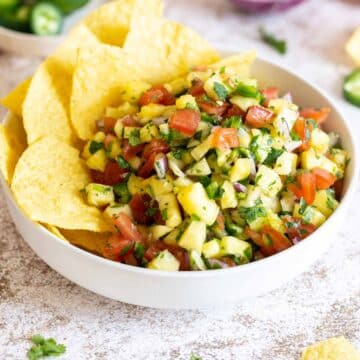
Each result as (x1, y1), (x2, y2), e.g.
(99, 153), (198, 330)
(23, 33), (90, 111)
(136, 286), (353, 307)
(11, 136), (112, 232)
(84, 0), (163, 47)
(123, 16), (220, 84)
(42, 224), (68, 242)
(0, 77), (31, 117)
(71, 44), (140, 140)
(301, 336), (360, 360)
(60, 229), (110, 255)
(346, 27), (360, 66)
(0, 113), (27, 183)
(209, 51), (257, 77)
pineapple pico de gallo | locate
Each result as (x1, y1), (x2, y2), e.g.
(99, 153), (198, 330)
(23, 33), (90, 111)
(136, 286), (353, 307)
(81, 65), (348, 271)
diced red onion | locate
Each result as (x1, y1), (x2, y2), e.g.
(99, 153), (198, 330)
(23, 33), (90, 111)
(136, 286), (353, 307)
(292, 237), (301, 245)
(233, 182), (247, 193)
(207, 259), (230, 269)
(154, 154), (168, 178)
(152, 116), (168, 126)
(282, 92), (293, 103)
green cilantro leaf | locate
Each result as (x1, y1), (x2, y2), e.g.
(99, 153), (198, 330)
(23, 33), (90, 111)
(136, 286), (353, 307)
(263, 148), (284, 166)
(299, 197), (307, 214)
(238, 200), (267, 223)
(128, 129), (141, 146)
(27, 335), (66, 360)
(213, 82), (229, 100)
(117, 155), (130, 169)
(259, 27), (287, 55)
(89, 141), (103, 154)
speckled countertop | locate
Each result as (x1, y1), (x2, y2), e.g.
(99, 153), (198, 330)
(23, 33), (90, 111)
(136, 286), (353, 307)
(1, 0), (360, 359)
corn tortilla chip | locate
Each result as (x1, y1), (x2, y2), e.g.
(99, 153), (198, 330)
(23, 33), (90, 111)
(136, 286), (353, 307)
(301, 336), (360, 360)
(71, 44), (140, 140)
(60, 229), (110, 255)
(0, 77), (31, 117)
(0, 113), (27, 183)
(42, 224), (69, 242)
(11, 136), (112, 232)
(84, 0), (163, 47)
(346, 27), (360, 66)
(123, 16), (220, 84)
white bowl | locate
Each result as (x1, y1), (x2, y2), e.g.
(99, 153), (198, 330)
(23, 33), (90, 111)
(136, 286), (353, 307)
(1, 53), (358, 309)
(0, 0), (106, 57)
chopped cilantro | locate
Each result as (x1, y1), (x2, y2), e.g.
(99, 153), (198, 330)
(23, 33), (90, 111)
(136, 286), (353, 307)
(161, 208), (168, 221)
(263, 148), (284, 166)
(199, 176), (211, 188)
(238, 201), (267, 223)
(213, 82), (229, 100)
(117, 155), (130, 169)
(145, 207), (158, 217)
(172, 148), (184, 160)
(223, 116), (242, 129)
(191, 214), (201, 221)
(89, 141), (103, 154)
(27, 335), (66, 360)
(201, 112), (219, 125)
(290, 130), (301, 141)
(233, 82), (260, 99)
(128, 129), (141, 146)
(120, 243), (133, 256)
(326, 195), (336, 210)
(134, 242), (145, 259)
(259, 27), (287, 55)
(206, 181), (224, 200)
(113, 183), (132, 204)
(299, 197), (307, 215)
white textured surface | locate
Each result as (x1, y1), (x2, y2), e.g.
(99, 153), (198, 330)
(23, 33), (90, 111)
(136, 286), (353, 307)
(0, 0), (360, 359)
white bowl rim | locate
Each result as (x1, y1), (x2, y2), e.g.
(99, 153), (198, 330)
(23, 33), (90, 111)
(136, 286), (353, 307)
(1, 50), (359, 280)
(0, 24), (64, 41)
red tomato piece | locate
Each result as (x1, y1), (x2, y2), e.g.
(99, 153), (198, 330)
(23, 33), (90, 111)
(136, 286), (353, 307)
(139, 85), (175, 106)
(261, 87), (279, 106)
(333, 179), (344, 200)
(287, 183), (303, 200)
(121, 115), (140, 127)
(212, 127), (239, 150)
(90, 170), (105, 184)
(312, 167), (336, 190)
(261, 225), (292, 253)
(298, 172), (316, 204)
(144, 241), (166, 261)
(245, 227), (275, 257)
(121, 140), (145, 161)
(137, 153), (156, 178)
(103, 117), (117, 134)
(197, 97), (229, 116)
(103, 161), (129, 186)
(142, 139), (170, 159)
(223, 104), (245, 118)
(245, 105), (274, 128)
(123, 252), (139, 266)
(283, 216), (316, 241)
(188, 79), (205, 97)
(104, 134), (117, 150)
(300, 107), (330, 124)
(113, 213), (144, 242)
(169, 109), (201, 137)
(293, 117), (310, 152)
(129, 193), (160, 225)
(103, 234), (134, 261)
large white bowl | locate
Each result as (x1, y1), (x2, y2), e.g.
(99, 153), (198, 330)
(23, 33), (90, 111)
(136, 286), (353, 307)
(1, 53), (358, 309)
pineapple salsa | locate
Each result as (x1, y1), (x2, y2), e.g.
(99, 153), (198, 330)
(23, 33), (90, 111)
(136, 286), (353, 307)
(82, 66), (348, 271)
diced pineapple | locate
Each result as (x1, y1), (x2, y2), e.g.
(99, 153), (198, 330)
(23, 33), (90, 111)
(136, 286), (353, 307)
(173, 177), (193, 189)
(114, 119), (124, 138)
(204, 73), (230, 100)
(189, 250), (207, 270)
(93, 131), (106, 143)
(312, 190), (339, 218)
(293, 203), (326, 227)
(150, 225), (173, 239)
(157, 193), (182, 228)
(267, 211), (286, 233)
(238, 186), (261, 208)
(202, 239), (221, 258)
(121, 80), (151, 104)
(230, 96), (259, 111)
(163, 228), (180, 246)
(127, 174), (146, 195)
(219, 236), (252, 260)
(176, 94), (198, 110)
(269, 98), (298, 137)
(301, 148), (323, 169)
(229, 158), (251, 182)
(280, 192), (295, 213)
(216, 148), (232, 167)
(178, 220), (207, 253)
(256, 165), (282, 197)
(186, 158), (211, 176)
(177, 182), (219, 225)
(138, 104), (166, 123)
(321, 157), (343, 177)
(146, 176), (173, 198)
(85, 183), (114, 207)
(140, 123), (160, 143)
(105, 102), (138, 118)
(107, 140), (122, 159)
(128, 156), (141, 170)
(248, 215), (268, 231)
(329, 148), (348, 171)
(261, 194), (281, 213)
(82, 141), (92, 159)
(191, 136), (213, 161)
(238, 126), (252, 148)
(147, 250), (180, 271)
(165, 76), (188, 95)
(250, 132), (272, 163)
(86, 149), (108, 172)
(274, 152), (298, 175)
(310, 128), (330, 155)
(103, 204), (132, 223)
(123, 126), (141, 140)
(220, 180), (238, 209)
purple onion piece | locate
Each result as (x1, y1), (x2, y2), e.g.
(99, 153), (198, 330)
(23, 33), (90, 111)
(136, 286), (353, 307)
(207, 259), (230, 269)
(292, 237), (301, 245)
(231, 0), (306, 13)
(154, 154), (168, 178)
(152, 116), (167, 126)
(233, 182), (247, 193)
(282, 92), (293, 103)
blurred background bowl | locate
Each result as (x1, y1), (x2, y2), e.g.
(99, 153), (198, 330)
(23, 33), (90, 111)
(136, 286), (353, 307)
(231, 0), (306, 12)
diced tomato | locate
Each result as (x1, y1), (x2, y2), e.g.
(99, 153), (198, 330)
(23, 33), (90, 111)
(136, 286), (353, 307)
(245, 105), (274, 128)
(137, 152), (156, 178)
(261, 87), (279, 106)
(129, 193), (160, 225)
(103, 117), (117, 134)
(215, 213), (225, 231)
(169, 109), (200, 137)
(300, 107), (330, 124)
(121, 115), (140, 127)
(219, 257), (237, 267)
(312, 168), (336, 190)
(103, 161), (129, 186)
(333, 179), (344, 200)
(245, 227), (275, 256)
(212, 127), (239, 150)
(123, 252), (139, 266)
(90, 170), (105, 184)
(104, 134), (117, 150)
(261, 225), (292, 253)
(293, 117), (310, 152)
(288, 172), (316, 205)
(139, 85), (175, 106)
(142, 139), (170, 159)
(113, 213), (144, 242)
(154, 209), (165, 225)
(121, 139), (145, 161)
(103, 234), (134, 261)
(197, 97), (229, 117)
(223, 104), (245, 118)
(283, 216), (316, 241)
(188, 79), (205, 97)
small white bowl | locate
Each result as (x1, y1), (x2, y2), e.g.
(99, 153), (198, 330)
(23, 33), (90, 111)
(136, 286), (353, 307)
(1, 52), (358, 309)
(0, 0), (106, 57)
